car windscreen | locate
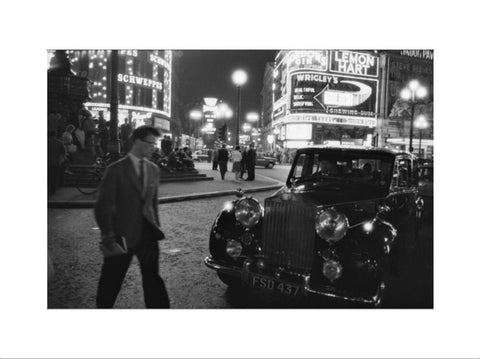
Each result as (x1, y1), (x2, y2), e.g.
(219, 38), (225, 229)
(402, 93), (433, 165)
(291, 151), (394, 191)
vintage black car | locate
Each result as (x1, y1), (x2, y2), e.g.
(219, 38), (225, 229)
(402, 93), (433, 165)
(204, 146), (424, 307)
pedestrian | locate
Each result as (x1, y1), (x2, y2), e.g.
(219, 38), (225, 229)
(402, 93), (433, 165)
(231, 145), (242, 181)
(83, 112), (96, 144)
(240, 146), (247, 179)
(212, 146), (219, 170)
(245, 142), (256, 181)
(94, 126), (170, 308)
(217, 143), (229, 180)
(98, 120), (109, 156)
(120, 118), (132, 153)
(74, 123), (86, 150)
(48, 130), (66, 195)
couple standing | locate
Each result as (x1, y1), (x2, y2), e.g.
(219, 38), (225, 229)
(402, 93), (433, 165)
(219, 143), (256, 181)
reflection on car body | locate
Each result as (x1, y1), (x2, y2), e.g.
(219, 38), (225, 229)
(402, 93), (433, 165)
(418, 163), (433, 198)
(204, 146), (424, 307)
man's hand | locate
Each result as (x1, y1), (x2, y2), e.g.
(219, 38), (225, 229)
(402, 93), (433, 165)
(100, 232), (116, 250)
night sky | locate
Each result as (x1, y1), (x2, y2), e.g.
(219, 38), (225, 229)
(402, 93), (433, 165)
(176, 50), (277, 120)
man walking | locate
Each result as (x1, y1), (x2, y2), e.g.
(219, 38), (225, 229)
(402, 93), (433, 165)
(245, 143), (256, 181)
(94, 126), (170, 308)
(217, 143), (229, 180)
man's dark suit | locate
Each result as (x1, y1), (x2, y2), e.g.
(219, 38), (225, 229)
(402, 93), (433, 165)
(94, 156), (169, 308)
(245, 148), (256, 181)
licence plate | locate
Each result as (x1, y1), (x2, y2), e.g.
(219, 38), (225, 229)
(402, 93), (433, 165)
(251, 275), (301, 296)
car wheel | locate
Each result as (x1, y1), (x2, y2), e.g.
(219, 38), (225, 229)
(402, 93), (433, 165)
(218, 272), (242, 288)
(266, 162), (274, 169)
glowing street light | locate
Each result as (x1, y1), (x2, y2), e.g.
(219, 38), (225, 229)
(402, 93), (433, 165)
(401, 79), (428, 153)
(232, 69), (248, 146)
(414, 115), (429, 158)
(246, 112), (260, 122)
(189, 110), (203, 120)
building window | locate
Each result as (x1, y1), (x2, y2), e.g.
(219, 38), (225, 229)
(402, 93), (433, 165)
(133, 59), (142, 76)
(119, 83), (126, 104)
(157, 90), (164, 110)
(144, 89), (152, 107)
(119, 56), (127, 74)
(133, 87), (140, 106)
(145, 62), (153, 78)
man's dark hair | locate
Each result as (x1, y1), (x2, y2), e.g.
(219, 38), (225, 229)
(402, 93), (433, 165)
(131, 126), (160, 142)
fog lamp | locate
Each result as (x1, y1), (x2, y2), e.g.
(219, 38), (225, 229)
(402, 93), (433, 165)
(235, 198), (262, 228)
(315, 209), (349, 244)
(256, 259), (266, 270)
(226, 240), (242, 258)
(323, 260), (343, 282)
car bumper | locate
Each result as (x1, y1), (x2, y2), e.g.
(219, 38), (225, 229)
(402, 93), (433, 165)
(204, 256), (384, 306)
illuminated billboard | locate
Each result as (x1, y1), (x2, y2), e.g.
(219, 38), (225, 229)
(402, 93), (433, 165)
(68, 50), (171, 120)
(273, 50), (379, 126)
(290, 72), (378, 117)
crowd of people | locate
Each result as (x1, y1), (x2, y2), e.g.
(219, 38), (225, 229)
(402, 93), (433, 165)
(47, 110), (139, 195)
(207, 142), (257, 181)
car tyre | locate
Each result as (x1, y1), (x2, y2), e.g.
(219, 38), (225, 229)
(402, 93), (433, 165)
(266, 162), (274, 169)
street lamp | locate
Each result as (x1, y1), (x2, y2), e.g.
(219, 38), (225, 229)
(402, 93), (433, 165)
(232, 69), (248, 146)
(414, 115), (429, 158)
(400, 79), (428, 153)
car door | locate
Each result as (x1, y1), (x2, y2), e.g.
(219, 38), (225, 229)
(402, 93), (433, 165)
(384, 155), (417, 226)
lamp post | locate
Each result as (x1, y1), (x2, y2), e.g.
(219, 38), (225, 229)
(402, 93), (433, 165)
(189, 109), (203, 139)
(400, 79), (427, 153)
(232, 69), (247, 146)
(414, 115), (429, 158)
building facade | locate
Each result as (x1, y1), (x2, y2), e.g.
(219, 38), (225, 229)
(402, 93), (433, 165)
(66, 50), (172, 135)
(264, 50), (433, 159)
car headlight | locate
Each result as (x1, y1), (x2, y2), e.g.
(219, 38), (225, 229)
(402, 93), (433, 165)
(226, 240), (242, 258)
(234, 198), (262, 228)
(322, 260), (343, 282)
(315, 208), (349, 244)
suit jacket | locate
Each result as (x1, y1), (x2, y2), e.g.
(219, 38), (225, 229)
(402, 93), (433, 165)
(246, 149), (256, 166)
(94, 156), (163, 249)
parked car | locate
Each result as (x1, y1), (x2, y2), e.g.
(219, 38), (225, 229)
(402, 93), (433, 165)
(204, 146), (424, 307)
(255, 152), (277, 168)
(192, 150), (208, 162)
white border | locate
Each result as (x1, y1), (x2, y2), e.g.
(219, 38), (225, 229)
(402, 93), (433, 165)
(2, 0), (480, 358)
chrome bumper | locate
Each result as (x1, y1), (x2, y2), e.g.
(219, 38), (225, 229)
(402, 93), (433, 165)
(204, 256), (385, 306)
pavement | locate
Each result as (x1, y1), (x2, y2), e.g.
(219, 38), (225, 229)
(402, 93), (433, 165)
(48, 161), (285, 208)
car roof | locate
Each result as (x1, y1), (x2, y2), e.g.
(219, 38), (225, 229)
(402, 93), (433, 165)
(295, 145), (413, 158)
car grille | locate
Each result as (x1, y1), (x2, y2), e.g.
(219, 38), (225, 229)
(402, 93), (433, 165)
(261, 200), (316, 271)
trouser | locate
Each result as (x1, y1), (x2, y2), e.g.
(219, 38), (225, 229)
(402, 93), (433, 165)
(212, 160), (218, 170)
(96, 222), (170, 308)
(246, 164), (255, 180)
(240, 163), (246, 178)
(218, 160), (228, 179)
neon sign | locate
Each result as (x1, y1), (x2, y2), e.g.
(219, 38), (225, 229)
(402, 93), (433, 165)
(117, 74), (163, 90)
(149, 54), (171, 69)
(120, 50), (138, 57)
(286, 50), (328, 71)
(330, 51), (378, 77)
(290, 71), (378, 118)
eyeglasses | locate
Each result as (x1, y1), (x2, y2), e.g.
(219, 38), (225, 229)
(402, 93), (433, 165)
(141, 139), (157, 146)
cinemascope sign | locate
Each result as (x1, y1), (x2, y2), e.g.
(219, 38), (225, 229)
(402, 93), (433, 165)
(290, 72), (378, 117)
